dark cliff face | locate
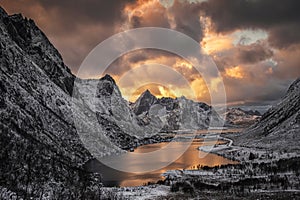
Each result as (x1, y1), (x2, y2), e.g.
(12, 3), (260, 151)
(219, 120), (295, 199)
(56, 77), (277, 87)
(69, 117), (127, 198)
(1, 8), (74, 96)
(235, 77), (300, 153)
(132, 90), (158, 115)
(0, 8), (102, 199)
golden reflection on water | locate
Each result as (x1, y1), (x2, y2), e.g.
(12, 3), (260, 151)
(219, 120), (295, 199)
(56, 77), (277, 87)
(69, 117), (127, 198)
(119, 139), (238, 187)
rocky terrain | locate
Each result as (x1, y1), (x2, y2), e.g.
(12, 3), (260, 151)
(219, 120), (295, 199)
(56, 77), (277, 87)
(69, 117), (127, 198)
(0, 7), (120, 199)
(221, 107), (261, 127)
(131, 89), (225, 131)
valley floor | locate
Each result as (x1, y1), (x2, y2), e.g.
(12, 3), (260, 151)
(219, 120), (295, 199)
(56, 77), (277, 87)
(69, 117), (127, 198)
(100, 132), (300, 200)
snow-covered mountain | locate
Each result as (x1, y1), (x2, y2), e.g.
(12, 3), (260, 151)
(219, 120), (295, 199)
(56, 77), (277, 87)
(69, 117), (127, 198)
(234, 78), (300, 153)
(221, 108), (261, 127)
(131, 90), (225, 131)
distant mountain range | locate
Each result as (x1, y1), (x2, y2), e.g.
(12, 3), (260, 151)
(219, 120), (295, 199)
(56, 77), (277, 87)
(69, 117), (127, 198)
(220, 107), (261, 127)
(131, 89), (225, 131)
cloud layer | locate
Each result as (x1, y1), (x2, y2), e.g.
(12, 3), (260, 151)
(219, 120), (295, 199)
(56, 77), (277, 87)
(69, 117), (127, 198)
(2, 0), (300, 105)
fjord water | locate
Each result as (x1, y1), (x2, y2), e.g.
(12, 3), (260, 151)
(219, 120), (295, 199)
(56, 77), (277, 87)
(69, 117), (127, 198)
(85, 129), (241, 187)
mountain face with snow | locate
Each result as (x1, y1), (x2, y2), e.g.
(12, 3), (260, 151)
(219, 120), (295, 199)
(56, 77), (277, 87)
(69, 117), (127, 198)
(234, 78), (300, 153)
(131, 90), (225, 131)
(0, 7), (120, 198)
(221, 108), (261, 127)
(75, 76), (173, 150)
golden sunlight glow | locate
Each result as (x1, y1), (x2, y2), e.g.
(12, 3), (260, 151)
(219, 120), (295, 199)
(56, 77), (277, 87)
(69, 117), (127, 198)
(225, 66), (245, 79)
(128, 84), (177, 102)
(210, 77), (223, 92)
(123, 0), (164, 30)
(158, 86), (176, 98)
(200, 16), (234, 55)
(175, 59), (193, 70)
(112, 52), (212, 103)
(190, 77), (208, 100)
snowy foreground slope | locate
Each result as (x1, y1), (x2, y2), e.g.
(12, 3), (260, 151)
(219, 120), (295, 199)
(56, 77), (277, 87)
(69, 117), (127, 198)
(234, 77), (300, 153)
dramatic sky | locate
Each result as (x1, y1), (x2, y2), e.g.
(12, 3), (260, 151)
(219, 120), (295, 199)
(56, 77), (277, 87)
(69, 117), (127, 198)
(2, 0), (300, 106)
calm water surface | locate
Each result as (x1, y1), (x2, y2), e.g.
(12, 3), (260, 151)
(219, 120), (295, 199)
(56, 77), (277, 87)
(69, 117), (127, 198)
(85, 129), (241, 187)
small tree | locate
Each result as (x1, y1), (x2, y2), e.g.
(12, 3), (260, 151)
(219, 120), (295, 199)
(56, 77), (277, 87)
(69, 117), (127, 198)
(249, 152), (256, 160)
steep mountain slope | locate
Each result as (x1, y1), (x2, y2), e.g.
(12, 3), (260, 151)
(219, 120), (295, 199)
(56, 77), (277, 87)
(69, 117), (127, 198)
(0, 7), (120, 199)
(234, 78), (300, 152)
(131, 90), (225, 131)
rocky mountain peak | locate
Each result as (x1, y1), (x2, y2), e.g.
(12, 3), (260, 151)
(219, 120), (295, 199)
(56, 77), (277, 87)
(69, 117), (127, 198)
(100, 74), (116, 84)
(0, 8), (75, 95)
(132, 89), (157, 115)
(141, 89), (156, 99)
(96, 74), (119, 97)
(0, 6), (8, 18)
(287, 77), (300, 94)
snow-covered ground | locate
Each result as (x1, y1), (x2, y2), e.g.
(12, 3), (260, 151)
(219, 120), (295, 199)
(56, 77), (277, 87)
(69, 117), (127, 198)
(101, 185), (170, 200)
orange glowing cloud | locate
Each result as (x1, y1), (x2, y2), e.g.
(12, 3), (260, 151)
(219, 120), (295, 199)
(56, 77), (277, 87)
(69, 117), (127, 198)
(225, 66), (245, 79)
(190, 77), (208, 99)
(200, 16), (234, 55)
(112, 52), (211, 103)
(122, 0), (168, 29)
(129, 83), (177, 102)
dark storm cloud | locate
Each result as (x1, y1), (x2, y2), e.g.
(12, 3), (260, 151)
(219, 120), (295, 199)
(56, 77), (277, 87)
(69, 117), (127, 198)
(1, 0), (135, 72)
(106, 49), (179, 76)
(41, 0), (134, 25)
(1, 0), (134, 30)
(224, 77), (293, 104)
(267, 23), (300, 48)
(202, 0), (300, 48)
(236, 43), (273, 65)
(125, 0), (204, 42)
(169, 0), (203, 41)
(213, 42), (273, 72)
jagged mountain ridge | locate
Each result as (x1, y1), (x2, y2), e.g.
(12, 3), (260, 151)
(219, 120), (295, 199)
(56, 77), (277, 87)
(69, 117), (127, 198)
(131, 90), (225, 130)
(234, 78), (300, 152)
